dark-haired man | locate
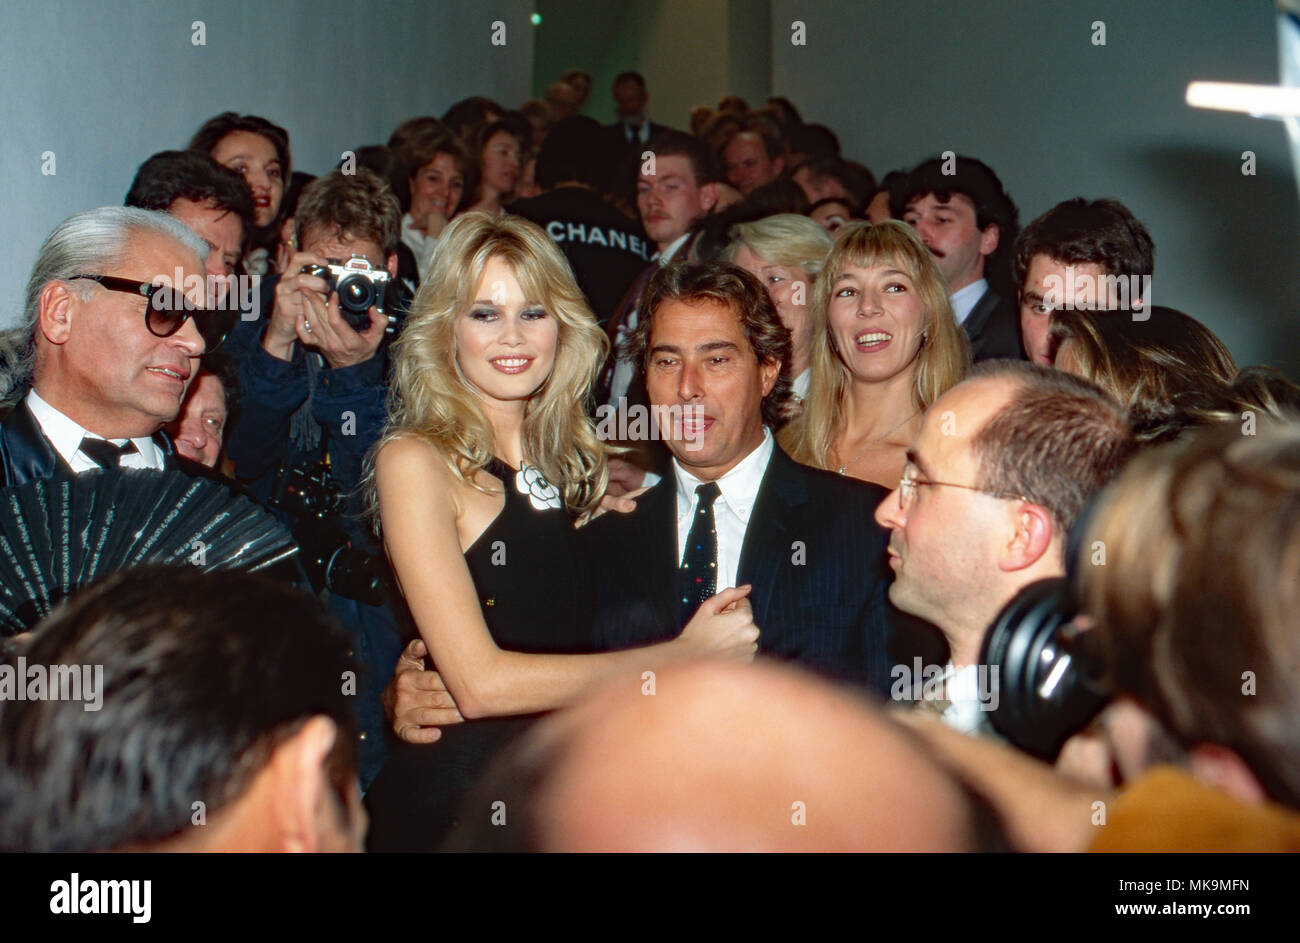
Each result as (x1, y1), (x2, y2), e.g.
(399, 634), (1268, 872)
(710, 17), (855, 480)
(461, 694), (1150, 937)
(0, 568), (363, 852)
(598, 130), (719, 420)
(125, 149), (254, 290)
(901, 156), (1022, 362)
(723, 127), (785, 195)
(1013, 198), (1156, 365)
(874, 360), (1132, 733)
(607, 71), (671, 149)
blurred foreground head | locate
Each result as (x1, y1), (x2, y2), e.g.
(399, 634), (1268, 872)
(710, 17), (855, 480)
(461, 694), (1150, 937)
(0, 567), (362, 852)
(447, 661), (996, 851)
(1080, 420), (1300, 808)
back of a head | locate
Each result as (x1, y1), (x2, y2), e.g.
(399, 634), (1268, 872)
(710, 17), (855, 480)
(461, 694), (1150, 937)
(1049, 306), (1242, 444)
(1013, 197), (1155, 295)
(1080, 421), (1300, 808)
(447, 661), (988, 851)
(535, 115), (605, 189)
(0, 567), (357, 852)
(968, 360), (1135, 538)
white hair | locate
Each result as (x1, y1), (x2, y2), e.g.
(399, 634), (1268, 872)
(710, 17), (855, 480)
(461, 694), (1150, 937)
(0, 206), (207, 405)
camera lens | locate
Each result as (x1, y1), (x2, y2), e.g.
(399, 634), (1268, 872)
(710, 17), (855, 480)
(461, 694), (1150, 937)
(336, 274), (373, 313)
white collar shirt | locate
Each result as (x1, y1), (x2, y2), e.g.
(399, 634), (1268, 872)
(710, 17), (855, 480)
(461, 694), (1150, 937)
(25, 389), (165, 474)
(672, 427), (775, 591)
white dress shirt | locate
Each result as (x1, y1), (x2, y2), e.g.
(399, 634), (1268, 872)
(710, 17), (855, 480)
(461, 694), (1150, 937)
(400, 212), (438, 282)
(940, 661), (998, 738)
(672, 427), (775, 591)
(25, 390), (165, 473)
(949, 278), (988, 327)
(608, 232), (692, 406)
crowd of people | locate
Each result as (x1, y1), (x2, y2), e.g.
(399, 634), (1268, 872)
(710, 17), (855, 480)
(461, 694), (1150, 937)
(0, 67), (1298, 853)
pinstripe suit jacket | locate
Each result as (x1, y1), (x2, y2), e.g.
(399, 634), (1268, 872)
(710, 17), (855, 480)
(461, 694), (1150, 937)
(585, 445), (896, 695)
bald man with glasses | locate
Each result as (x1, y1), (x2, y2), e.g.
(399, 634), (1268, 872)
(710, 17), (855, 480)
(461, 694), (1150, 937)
(873, 360), (1132, 732)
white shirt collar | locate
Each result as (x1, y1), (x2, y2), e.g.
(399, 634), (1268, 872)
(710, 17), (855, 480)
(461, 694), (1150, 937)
(25, 389), (165, 473)
(672, 426), (774, 522)
(656, 232), (691, 265)
(949, 278), (988, 327)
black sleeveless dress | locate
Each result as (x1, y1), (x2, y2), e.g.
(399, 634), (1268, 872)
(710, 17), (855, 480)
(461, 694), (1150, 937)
(363, 457), (593, 851)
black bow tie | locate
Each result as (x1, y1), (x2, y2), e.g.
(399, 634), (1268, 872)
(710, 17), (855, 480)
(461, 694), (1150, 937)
(79, 436), (139, 469)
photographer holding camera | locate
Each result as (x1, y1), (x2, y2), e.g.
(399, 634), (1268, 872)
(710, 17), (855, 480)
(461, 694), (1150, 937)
(224, 167), (404, 788)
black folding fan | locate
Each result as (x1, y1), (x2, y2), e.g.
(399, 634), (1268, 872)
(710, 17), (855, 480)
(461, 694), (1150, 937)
(0, 469), (298, 635)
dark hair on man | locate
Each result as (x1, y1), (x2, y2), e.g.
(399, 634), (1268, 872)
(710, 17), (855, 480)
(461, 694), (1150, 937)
(1012, 198), (1155, 297)
(348, 145), (411, 213)
(644, 129), (719, 184)
(876, 169), (910, 218)
(613, 70), (646, 90)
(536, 116), (606, 189)
(968, 360), (1134, 537)
(787, 123), (840, 161)
(716, 94), (749, 116)
(730, 120), (785, 162)
(0, 568), (358, 852)
(902, 155), (1020, 290)
(626, 260), (793, 427)
(124, 150), (255, 249)
(294, 167), (401, 256)
(189, 112), (291, 184)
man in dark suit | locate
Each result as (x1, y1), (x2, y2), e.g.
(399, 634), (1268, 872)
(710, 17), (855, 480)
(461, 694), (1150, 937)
(605, 71), (673, 153)
(585, 260), (896, 692)
(900, 155), (1023, 362)
(0, 206), (222, 486)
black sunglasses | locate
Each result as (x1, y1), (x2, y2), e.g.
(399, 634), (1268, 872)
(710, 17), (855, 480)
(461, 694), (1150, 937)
(71, 274), (236, 351)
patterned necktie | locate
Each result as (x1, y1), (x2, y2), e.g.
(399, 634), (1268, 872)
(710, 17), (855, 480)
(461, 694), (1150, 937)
(79, 436), (138, 469)
(678, 481), (721, 625)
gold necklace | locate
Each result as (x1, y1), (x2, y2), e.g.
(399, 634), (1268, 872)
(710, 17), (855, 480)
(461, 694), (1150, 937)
(835, 411), (920, 475)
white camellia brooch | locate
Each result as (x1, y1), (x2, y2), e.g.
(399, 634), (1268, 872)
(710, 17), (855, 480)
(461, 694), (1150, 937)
(516, 464), (562, 510)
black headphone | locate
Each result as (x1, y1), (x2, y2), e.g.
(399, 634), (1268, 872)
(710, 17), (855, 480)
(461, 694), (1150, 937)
(978, 577), (1111, 760)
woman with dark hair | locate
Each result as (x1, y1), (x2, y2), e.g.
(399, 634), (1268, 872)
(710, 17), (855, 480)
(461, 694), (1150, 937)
(466, 119), (525, 217)
(190, 112), (291, 275)
(362, 212), (757, 850)
(395, 131), (475, 279)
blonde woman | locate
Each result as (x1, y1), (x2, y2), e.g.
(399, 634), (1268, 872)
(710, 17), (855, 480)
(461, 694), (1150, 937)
(723, 213), (832, 408)
(780, 220), (969, 488)
(363, 212), (756, 850)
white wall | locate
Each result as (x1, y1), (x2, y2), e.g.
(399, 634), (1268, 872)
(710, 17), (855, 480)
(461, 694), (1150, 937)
(771, 0), (1300, 378)
(0, 0), (535, 327)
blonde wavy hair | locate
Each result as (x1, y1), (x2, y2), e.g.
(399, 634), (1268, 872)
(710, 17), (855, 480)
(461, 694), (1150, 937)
(367, 212), (609, 524)
(780, 220), (969, 468)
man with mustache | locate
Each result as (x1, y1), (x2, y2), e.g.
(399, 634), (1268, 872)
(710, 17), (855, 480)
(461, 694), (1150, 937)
(900, 155), (1023, 363)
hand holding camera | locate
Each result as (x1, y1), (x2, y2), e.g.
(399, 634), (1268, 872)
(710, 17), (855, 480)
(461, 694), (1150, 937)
(265, 249), (389, 369)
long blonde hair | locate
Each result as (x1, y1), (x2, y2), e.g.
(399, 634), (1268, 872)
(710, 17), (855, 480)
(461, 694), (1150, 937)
(367, 212), (609, 523)
(780, 220), (969, 468)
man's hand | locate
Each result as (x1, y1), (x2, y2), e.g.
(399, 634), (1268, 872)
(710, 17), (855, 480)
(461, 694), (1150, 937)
(605, 456), (647, 497)
(381, 639), (464, 744)
(264, 249), (387, 368)
(298, 284), (387, 369)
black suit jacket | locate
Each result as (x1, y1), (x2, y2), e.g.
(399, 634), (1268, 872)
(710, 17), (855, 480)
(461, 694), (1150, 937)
(584, 445), (896, 694)
(964, 285), (1024, 363)
(0, 398), (206, 486)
